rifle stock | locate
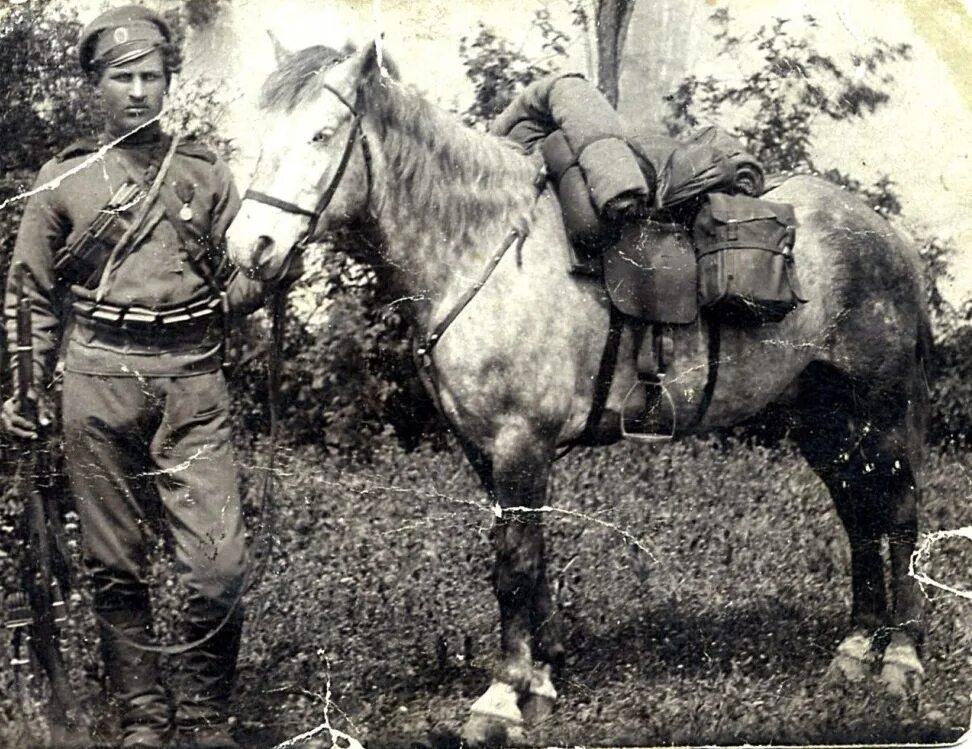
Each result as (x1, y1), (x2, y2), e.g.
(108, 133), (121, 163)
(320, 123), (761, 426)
(8, 268), (86, 744)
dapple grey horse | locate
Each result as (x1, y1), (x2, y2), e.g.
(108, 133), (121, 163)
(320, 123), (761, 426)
(226, 42), (930, 743)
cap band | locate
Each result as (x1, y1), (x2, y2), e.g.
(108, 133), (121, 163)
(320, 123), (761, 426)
(92, 20), (164, 68)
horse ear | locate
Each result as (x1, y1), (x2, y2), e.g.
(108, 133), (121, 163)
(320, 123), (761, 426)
(360, 40), (381, 78)
(359, 39), (399, 81)
(266, 30), (291, 67)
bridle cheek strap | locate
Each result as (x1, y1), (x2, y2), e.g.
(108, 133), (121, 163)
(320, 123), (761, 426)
(302, 116), (362, 245)
(242, 113), (365, 249)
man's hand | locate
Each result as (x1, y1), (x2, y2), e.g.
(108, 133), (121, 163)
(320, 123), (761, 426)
(2, 393), (53, 441)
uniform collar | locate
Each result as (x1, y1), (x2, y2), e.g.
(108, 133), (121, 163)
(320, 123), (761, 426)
(103, 122), (164, 148)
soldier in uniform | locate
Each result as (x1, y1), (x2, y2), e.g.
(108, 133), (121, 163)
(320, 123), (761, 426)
(1, 6), (283, 748)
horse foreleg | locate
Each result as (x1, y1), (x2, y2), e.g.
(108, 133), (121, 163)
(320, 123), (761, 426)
(494, 502), (558, 717)
(463, 445), (557, 745)
(459, 437), (563, 672)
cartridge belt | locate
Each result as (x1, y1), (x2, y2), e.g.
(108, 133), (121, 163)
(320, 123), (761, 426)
(71, 296), (224, 349)
(73, 295), (221, 328)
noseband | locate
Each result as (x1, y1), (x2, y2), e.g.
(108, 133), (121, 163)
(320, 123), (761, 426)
(243, 83), (373, 260)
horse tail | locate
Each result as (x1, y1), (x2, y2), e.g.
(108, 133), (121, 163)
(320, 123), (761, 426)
(916, 299), (933, 399)
(909, 301), (933, 460)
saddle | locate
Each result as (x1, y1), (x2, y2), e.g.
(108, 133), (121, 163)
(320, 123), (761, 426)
(492, 78), (806, 441)
(543, 130), (806, 442)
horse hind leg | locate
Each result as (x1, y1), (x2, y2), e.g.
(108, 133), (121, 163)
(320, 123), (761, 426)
(460, 431), (559, 745)
(793, 363), (924, 696)
(879, 387), (926, 698)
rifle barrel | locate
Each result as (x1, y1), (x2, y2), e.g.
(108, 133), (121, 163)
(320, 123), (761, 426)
(14, 269), (33, 417)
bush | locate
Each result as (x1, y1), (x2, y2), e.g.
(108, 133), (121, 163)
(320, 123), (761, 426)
(663, 10), (911, 175)
(459, 9), (570, 127)
(228, 245), (445, 456)
(922, 238), (972, 444)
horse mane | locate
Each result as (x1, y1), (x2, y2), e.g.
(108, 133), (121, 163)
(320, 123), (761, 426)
(262, 44), (540, 256)
(359, 74), (539, 254)
(260, 45), (350, 112)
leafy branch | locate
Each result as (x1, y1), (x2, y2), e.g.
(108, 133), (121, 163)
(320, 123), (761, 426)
(663, 10), (911, 174)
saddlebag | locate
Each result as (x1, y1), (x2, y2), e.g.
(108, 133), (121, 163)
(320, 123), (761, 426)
(603, 220), (697, 324)
(692, 192), (805, 326)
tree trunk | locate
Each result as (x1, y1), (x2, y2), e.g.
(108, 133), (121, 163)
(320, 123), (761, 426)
(595, 0), (636, 107)
(616, 0), (704, 125)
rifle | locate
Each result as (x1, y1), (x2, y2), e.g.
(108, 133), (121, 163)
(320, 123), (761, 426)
(4, 268), (87, 746)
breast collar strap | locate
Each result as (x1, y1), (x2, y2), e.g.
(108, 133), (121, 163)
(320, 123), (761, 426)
(415, 163), (547, 374)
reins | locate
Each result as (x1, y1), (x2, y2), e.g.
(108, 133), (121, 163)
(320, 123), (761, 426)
(224, 86), (373, 646)
(163, 86), (372, 657)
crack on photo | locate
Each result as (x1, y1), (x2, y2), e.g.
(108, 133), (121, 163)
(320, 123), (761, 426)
(1, 0), (970, 747)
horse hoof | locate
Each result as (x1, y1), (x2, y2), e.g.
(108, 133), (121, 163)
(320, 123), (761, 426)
(827, 653), (869, 683)
(462, 681), (526, 747)
(825, 631), (875, 684)
(880, 635), (924, 698)
(521, 692), (556, 726)
(460, 713), (526, 747)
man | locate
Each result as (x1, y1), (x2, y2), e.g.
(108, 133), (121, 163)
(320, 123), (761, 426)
(1, 6), (276, 748)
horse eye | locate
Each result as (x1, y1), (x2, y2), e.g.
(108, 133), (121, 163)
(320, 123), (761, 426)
(311, 128), (334, 145)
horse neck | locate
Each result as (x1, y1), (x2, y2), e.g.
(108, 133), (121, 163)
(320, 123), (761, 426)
(359, 88), (539, 327)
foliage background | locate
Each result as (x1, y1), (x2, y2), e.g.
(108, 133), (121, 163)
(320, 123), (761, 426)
(0, 2), (970, 747)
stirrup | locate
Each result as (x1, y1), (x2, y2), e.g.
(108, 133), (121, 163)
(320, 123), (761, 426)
(620, 378), (676, 443)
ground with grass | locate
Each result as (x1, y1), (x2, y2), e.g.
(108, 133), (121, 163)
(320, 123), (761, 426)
(2, 437), (970, 747)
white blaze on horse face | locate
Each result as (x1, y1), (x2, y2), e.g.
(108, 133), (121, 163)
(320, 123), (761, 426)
(228, 83), (359, 279)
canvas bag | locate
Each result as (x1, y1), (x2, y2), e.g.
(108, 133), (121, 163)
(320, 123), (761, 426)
(692, 192), (804, 325)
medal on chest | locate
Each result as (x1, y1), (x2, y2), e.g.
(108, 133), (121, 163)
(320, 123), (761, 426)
(174, 180), (195, 222)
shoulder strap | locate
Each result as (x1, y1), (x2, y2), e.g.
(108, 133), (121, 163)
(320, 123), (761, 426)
(94, 136), (181, 301)
(175, 140), (218, 164)
(55, 136), (100, 162)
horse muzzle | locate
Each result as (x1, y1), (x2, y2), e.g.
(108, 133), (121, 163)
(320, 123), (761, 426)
(253, 237), (305, 286)
(241, 234), (288, 282)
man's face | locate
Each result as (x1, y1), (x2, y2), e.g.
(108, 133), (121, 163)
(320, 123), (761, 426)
(97, 49), (167, 137)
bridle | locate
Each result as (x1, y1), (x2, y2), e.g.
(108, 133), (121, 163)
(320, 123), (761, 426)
(243, 82), (373, 272)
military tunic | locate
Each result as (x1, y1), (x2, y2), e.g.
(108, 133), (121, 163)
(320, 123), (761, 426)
(6, 132), (263, 380)
(3, 132), (261, 724)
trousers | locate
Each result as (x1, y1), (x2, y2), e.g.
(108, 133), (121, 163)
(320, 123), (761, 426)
(62, 369), (248, 732)
(62, 369), (247, 608)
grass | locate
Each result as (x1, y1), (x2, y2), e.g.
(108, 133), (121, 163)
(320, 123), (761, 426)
(1, 437), (970, 747)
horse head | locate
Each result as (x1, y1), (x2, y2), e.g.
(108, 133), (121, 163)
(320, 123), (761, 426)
(227, 42), (388, 281)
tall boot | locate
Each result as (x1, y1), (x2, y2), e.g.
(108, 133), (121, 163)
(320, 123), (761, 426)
(98, 606), (171, 749)
(173, 603), (244, 749)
